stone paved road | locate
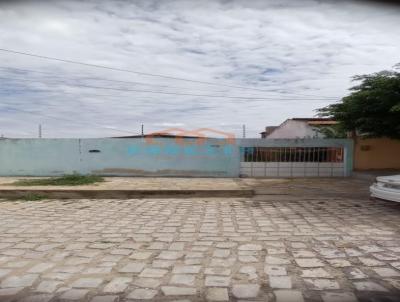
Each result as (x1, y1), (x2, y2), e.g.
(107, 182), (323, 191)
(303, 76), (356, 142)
(1, 182), (400, 301)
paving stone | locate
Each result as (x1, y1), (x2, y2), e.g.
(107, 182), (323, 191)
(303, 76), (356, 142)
(216, 242), (237, 249)
(28, 263), (55, 273)
(372, 252), (399, 261)
(292, 250), (316, 258)
(1, 274), (39, 288)
(0, 269), (11, 278)
(139, 268), (168, 278)
(301, 268), (332, 278)
(239, 244), (262, 251)
(59, 289), (89, 300)
(90, 295), (119, 302)
(85, 267), (112, 274)
(172, 265), (201, 274)
(158, 251), (183, 260)
(386, 279), (400, 290)
(205, 276), (230, 287)
(53, 266), (83, 274)
(274, 290), (304, 302)
(5, 260), (31, 268)
(264, 265), (287, 276)
(36, 280), (62, 293)
(2, 182), (400, 301)
(291, 242), (307, 249)
(170, 274), (195, 286)
(239, 266), (258, 280)
(265, 256), (290, 265)
(210, 258), (236, 267)
(321, 292), (358, 302)
(161, 286), (196, 296)
(0, 287), (24, 297)
(358, 257), (385, 266)
(129, 251), (153, 260)
(127, 288), (158, 300)
(353, 281), (389, 292)
(343, 267), (368, 279)
(390, 261), (400, 270)
(103, 277), (132, 293)
(213, 249), (230, 258)
(109, 248), (131, 256)
(295, 258), (324, 268)
(239, 255), (258, 263)
(267, 248), (286, 255)
(205, 267), (231, 276)
(185, 252), (203, 259)
(118, 262), (145, 273)
(152, 260), (175, 268)
(317, 248), (346, 259)
(169, 243), (185, 251)
(304, 279), (340, 290)
(206, 287), (229, 301)
(89, 243), (114, 250)
(231, 284), (260, 299)
(269, 276), (292, 289)
(327, 259), (352, 267)
(19, 294), (53, 302)
(372, 267), (400, 277)
(185, 258), (203, 265)
(42, 272), (72, 281)
(132, 278), (161, 289)
(65, 258), (91, 266)
(359, 245), (384, 253)
(147, 242), (165, 250)
(71, 278), (103, 288)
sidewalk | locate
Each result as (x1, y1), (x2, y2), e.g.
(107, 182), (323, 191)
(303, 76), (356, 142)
(0, 177), (254, 199)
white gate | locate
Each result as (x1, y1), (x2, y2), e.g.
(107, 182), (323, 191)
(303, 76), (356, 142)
(240, 146), (345, 177)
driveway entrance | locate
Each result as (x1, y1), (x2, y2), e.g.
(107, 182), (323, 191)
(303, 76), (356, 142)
(239, 139), (352, 178)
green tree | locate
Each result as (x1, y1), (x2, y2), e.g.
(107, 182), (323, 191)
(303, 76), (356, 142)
(314, 124), (347, 139)
(318, 70), (400, 139)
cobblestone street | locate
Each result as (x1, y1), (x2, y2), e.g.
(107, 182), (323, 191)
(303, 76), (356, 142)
(1, 180), (400, 301)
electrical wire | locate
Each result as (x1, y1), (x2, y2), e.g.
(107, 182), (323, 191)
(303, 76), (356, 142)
(0, 75), (337, 102)
(0, 48), (339, 99)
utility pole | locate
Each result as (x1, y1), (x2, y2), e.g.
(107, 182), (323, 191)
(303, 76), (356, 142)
(38, 124), (42, 138)
(242, 124), (246, 138)
(141, 124), (144, 137)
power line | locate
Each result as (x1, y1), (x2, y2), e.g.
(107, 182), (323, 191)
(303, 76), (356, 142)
(0, 48), (339, 99)
(0, 65), (338, 100)
(0, 75), (337, 102)
(0, 66), (231, 95)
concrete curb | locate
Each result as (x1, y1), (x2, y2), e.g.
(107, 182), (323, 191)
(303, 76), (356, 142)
(0, 189), (254, 199)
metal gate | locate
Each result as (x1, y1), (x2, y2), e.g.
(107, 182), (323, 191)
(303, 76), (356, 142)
(240, 146), (345, 177)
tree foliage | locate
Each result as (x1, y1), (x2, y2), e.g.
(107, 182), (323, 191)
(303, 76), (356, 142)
(314, 124), (347, 139)
(318, 70), (400, 139)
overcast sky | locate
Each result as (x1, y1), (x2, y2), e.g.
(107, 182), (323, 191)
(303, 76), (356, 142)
(0, 0), (399, 138)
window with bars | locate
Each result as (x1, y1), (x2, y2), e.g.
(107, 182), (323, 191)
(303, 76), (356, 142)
(242, 147), (344, 163)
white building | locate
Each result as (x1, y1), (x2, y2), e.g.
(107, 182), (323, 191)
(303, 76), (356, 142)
(261, 118), (337, 139)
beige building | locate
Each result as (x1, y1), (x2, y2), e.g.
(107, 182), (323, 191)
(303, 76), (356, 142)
(353, 137), (400, 170)
(260, 118), (337, 139)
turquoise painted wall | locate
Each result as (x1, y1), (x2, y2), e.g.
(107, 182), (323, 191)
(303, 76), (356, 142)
(0, 138), (353, 177)
(0, 138), (240, 177)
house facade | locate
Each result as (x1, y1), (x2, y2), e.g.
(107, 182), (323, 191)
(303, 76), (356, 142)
(261, 118), (337, 139)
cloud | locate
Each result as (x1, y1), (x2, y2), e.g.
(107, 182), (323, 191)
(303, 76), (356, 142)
(0, 0), (399, 138)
